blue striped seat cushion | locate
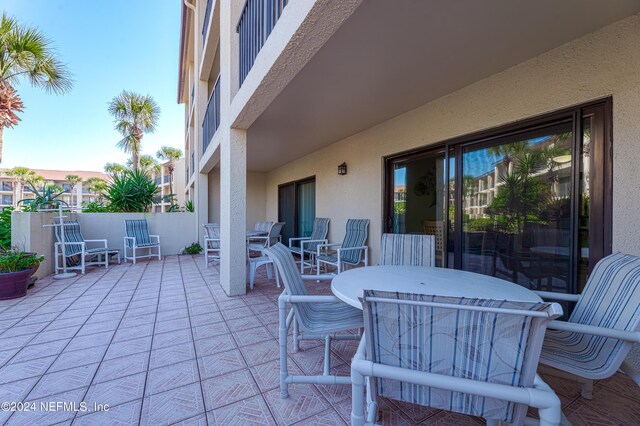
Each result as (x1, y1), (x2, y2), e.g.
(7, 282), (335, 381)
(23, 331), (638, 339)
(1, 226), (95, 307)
(380, 233), (435, 266)
(362, 290), (553, 423)
(317, 254), (338, 264)
(124, 220), (152, 248)
(540, 252), (640, 379)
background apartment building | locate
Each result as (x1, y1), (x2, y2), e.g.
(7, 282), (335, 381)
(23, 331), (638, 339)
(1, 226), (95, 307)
(151, 158), (186, 212)
(0, 169), (109, 210)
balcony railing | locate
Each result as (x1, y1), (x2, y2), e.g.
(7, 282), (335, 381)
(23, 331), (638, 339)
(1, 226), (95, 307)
(202, 76), (221, 153)
(202, 0), (214, 39)
(237, 0), (288, 86)
(190, 152), (195, 178)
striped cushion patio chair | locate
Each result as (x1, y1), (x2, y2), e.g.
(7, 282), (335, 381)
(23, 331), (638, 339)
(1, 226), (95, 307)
(54, 220), (110, 274)
(379, 233), (435, 266)
(535, 252), (640, 398)
(123, 219), (161, 264)
(263, 243), (363, 399)
(203, 223), (220, 267)
(316, 219), (369, 275)
(351, 290), (563, 426)
(247, 222), (285, 256)
(288, 217), (330, 273)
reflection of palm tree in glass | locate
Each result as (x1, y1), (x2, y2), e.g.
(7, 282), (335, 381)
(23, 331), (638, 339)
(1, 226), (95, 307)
(487, 135), (568, 234)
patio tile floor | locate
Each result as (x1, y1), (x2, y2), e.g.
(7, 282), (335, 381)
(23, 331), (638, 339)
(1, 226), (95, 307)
(0, 255), (638, 425)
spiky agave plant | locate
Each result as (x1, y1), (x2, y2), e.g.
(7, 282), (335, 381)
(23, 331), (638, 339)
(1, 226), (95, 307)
(104, 170), (159, 212)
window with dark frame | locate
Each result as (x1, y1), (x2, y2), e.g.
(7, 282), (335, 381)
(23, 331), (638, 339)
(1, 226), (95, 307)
(384, 98), (612, 295)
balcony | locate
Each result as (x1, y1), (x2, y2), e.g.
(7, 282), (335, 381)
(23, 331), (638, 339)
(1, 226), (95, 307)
(202, 76), (221, 153)
(237, 0), (288, 86)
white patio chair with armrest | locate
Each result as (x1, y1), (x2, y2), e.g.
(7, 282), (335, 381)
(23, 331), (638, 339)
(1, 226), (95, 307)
(379, 233), (435, 266)
(533, 251), (640, 398)
(351, 290), (563, 426)
(316, 219), (369, 275)
(203, 223), (220, 267)
(247, 221), (284, 257)
(123, 219), (161, 264)
(263, 243), (363, 399)
(54, 220), (110, 274)
(288, 217), (330, 273)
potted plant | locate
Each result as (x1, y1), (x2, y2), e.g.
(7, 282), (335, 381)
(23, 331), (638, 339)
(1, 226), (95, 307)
(18, 184), (68, 211)
(0, 249), (44, 300)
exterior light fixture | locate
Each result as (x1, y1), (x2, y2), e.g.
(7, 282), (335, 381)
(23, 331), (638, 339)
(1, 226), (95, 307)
(338, 163), (347, 175)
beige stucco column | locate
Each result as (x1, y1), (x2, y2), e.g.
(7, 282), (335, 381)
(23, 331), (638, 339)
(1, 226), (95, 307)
(219, 128), (247, 296)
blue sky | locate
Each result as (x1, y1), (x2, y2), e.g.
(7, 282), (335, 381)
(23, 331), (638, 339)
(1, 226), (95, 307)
(2, 0), (184, 172)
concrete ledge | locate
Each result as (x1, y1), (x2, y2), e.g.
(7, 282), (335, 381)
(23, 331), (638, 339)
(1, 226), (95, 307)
(11, 212), (197, 279)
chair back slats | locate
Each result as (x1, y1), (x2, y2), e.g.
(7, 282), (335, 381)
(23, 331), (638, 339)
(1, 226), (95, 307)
(124, 219), (151, 247)
(305, 218), (330, 252)
(341, 219), (369, 264)
(380, 233), (435, 266)
(561, 252), (640, 376)
(361, 290), (559, 423)
(264, 243), (313, 326)
(54, 220), (85, 256)
(254, 221), (274, 232)
(268, 222), (285, 246)
(203, 223), (220, 249)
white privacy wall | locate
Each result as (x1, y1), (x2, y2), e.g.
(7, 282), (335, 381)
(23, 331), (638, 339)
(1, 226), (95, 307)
(12, 212), (197, 278)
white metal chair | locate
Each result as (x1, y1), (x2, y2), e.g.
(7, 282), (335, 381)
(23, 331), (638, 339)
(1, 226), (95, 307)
(247, 221), (284, 257)
(535, 252), (640, 398)
(288, 217), (330, 273)
(379, 233), (435, 266)
(54, 220), (110, 274)
(316, 219), (369, 275)
(351, 290), (563, 426)
(123, 219), (161, 263)
(263, 243), (363, 399)
(203, 223), (220, 267)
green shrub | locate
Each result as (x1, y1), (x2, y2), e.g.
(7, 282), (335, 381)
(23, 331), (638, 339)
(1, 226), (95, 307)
(0, 249), (44, 273)
(18, 184), (67, 211)
(81, 201), (110, 213)
(184, 200), (194, 212)
(104, 170), (159, 212)
(0, 207), (13, 250)
(183, 242), (202, 255)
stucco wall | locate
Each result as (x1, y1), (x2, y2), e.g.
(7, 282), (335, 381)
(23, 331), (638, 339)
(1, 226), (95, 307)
(265, 15), (640, 262)
(208, 169), (267, 227)
(12, 212), (196, 279)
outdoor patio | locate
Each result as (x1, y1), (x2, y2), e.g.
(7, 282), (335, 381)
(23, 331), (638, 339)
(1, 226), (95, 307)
(0, 258), (638, 426)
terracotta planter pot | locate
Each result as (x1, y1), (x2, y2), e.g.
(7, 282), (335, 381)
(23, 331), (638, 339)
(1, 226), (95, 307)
(0, 268), (34, 300)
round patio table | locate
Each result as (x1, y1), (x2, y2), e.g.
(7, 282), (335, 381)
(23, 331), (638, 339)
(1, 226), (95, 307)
(331, 265), (540, 308)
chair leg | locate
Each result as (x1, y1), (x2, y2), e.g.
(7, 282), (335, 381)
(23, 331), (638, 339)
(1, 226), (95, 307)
(249, 262), (256, 290)
(293, 318), (299, 352)
(580, 379), (594, 400)
(351, 366), (366, 426)
(323, 335), (331, 376)
(205, 250), (209, 268)
(81, 254), (85, 274)
(278, 297), (289, 399)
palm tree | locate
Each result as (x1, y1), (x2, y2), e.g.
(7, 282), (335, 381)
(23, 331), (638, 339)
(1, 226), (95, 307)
(130, 154), (160, 175)
(85, 177), (107, 203)
(0, 13), (72, 162)
(108, 91), (160, 171)
(156, 146), (183, 196)
(5, 166), (32, 206)
(104, 162), (126, 175)
(65, 174), (82, 208)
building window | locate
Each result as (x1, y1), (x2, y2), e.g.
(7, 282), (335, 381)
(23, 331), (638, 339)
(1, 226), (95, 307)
(2, 182), (12, 191)
(2, 195), (13, 205)
(384, 98), (612, 295)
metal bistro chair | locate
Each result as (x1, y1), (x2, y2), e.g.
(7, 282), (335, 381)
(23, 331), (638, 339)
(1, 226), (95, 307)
(316, 219), (369, 275)
(288, 217), (330, 273)
(54, 220), (112, 274)
(351, 290), (563, 426)
(379, 233), (435, 266)
(535, 252), (640, 399)
(203, 223), (220, 267)
(123, 219), (161, 263)
(264, 243), (363, 398)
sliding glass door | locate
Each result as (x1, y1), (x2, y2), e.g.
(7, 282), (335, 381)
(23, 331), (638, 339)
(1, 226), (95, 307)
(385, 99), (611, 294)
(278, 177), (316, 247)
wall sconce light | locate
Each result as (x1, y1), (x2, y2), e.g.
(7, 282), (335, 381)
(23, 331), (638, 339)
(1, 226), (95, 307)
(338, 163), (347, 175)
